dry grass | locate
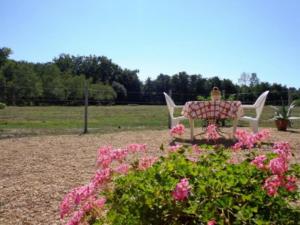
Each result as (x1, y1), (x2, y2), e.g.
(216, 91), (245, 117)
(0, 128), (299, 225)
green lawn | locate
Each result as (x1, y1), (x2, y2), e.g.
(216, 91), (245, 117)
(0, 105), (299, 136)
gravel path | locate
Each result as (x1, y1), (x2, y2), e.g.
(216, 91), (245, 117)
(0, 128), (299, 225)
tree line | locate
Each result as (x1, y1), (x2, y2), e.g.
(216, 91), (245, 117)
(0, 47), (299, 106)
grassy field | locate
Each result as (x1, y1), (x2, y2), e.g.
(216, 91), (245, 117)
(0, 105), (300, 137)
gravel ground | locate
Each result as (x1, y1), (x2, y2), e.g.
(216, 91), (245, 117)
(0, 128), (299, 225)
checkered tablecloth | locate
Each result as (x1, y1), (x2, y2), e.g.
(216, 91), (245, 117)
(182, 101), (243, 120)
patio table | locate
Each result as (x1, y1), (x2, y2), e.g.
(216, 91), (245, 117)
(181, 100), (244, 141)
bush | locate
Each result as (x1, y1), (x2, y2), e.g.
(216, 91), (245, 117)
(60, 135), (300, 225)
(103, 146), (300, 225)
(0, 102), (6, 109)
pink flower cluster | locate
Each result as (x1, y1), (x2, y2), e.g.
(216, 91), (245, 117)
(96, 144), (147, 169)
(138, 156), (158, 170)
(207, 219), (217, 225)
(251, 155), (267, 169)
(186, 145), (202, 162)
(60, 143), (148, 225)
(113, 163), (130, 174)
(60, 168), (110, 222)
(65, 196), (106, 225)
(269, 157), (288, 176)
(263, 175), (297, 196)
(233, 129), (270, 150)
(170, 124), (185, 137)
(261, 141), (297, 196)
(168, 144), (183, 152)
(263, 175), (282, 196)
(272, 141), (291, 161)
(206, 124), (220, 141)
(172, 178), (191, 201)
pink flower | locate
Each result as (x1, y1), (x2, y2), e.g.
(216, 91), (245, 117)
(60, 183), (97, 219)
(172, 178), (191, 201)
(73, 184), (96, 205)
(96, 146), (114, 168)
(66, 209), (85, 225)
(284, 175), (297, 192)
(91, 168), (111, 188)
(263, 175), (282, 196)
(206, 124), (220, 141)
(192, 145), (202, 154)
(114, 163), (130, 174)
(251, 155), (267, 169)
(268, 157), (288, 175)
(186, 156), (199, 162)
(233, 129), (270, 150)
(111, 148), (128, 161)
(187, 145), (202, 162)
(272, 141), (291, 161)
(127, 143), (147, 153)
(94, 197), (106, 208)
(170, 124), (185, 137)
(60, 195), (73, 219)
(168, 144), (182, 152)
(253, 129), (270, 143)
(207, 219), (217, 225)
(138, 156), (158, 170)
(273, 141), (291, 151)
(232, 142), (243, 151)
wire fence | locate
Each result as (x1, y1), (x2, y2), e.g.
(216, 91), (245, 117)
(0, 86), (300, 137)
(0, 87), (298, 105)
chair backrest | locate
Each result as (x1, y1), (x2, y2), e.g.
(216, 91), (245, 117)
(163, 92), (176, 118)
(253, 91), (269, 119)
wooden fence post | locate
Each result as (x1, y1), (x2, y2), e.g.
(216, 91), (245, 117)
(83, 81), (88, 134)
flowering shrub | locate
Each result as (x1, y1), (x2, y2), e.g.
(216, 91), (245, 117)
(60, 133), (300, 225)
(60, 143), (148, 225)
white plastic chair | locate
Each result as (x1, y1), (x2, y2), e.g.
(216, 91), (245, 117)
(163, 92), (187, 128)
(238, 91), (269, 133)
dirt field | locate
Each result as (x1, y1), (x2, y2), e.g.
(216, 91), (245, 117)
(0, 128), (299, 225)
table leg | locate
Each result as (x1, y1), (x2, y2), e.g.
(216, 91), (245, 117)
(189, 118), (194, 141)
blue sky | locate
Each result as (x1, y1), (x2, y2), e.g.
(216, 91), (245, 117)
(1, 0), (300, 87)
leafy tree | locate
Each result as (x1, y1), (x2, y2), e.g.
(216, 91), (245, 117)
(0, 70), (6, 102)
(35, 63), (65, 101)
(0, 47), (12, 68)
(112, 81), (127, 102)
(89, 83), (117, 104)
(238, 72), (250, 86)
(249, 73), (260, 86)
(1, 61), (42, 105)
(61, 73), (86, 103)
(53, 54), (74, 73)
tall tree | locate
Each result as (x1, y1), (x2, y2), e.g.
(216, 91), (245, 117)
(249, 73), (260, 86)
(238, 72), (250, 86)
(0, 47), (12, 68)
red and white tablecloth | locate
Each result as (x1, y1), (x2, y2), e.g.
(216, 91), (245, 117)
(182, 101), (243, 120)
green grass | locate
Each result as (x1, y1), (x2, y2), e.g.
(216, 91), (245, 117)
(0, 105), (299, 136)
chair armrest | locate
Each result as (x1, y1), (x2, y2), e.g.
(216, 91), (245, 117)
(289, 117), (300, 120)
(242, 104), (256, 109)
